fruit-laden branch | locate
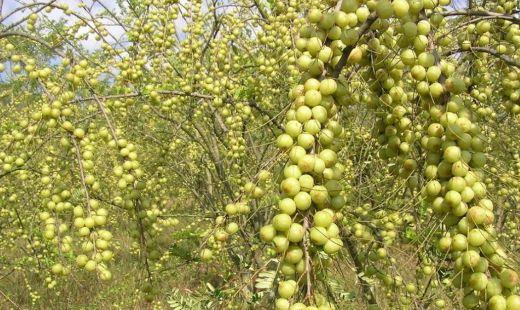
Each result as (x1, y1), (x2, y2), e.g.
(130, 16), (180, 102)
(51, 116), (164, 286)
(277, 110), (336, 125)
(69, 90), (214, 103)
(437, 15), (512, 41)
(0, 168), (22, 179)
(332, 12), (378, 78)
(134, 199), (153, 282)
(94, 0), (129, 32)
(0, 1), (53, 23)
(251, 0), (268, 20)
(0, 0), (57, 31)
(303, 216), (313, 301)
(201, 0), (221, 61)
(247, 100), (284, 131)
(0, 288), (20, 310)
(40, 3), (127, 59)
(148, 105), (227, 207)
(0, 31), (65, 57)
(69, 90), (282, 130)
(192, 122), (235, 199)
(440, 9), (520, 24)
(444, 47), (520, 69)
(200, 21), (220, 61)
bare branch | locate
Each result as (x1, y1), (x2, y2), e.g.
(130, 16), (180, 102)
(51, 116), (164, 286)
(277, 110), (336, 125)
(440, 10), (520, 24)
(444, 46), (520, 68)
(1, 0), (57, 32)
(251, 0), (268, 20)
(0, 31), (65, 57)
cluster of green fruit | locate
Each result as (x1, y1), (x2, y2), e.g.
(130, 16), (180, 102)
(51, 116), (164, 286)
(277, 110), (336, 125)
(501, 69), (520, 115)
(323, 0), (520, 308)
(275, 280), (335, 310)
(38, 141), (113, 280)
(421, 99), (520, 309)
(374, 102), (419, 189)
(259, 3), (360, 309)
(201, 170), (273, 260)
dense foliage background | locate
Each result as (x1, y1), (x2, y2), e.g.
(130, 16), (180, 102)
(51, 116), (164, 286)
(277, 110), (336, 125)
(0, 0), (520, 309)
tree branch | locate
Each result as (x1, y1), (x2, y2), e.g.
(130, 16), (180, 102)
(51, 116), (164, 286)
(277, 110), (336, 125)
(251, 0), (268, 20)
(444, 47), (520, 68)
(0, 31), (65, 57)
(341, 228), (378, 306)
(1, 0), (57, 32)
(440, 10), (520, 24)
(332, 13), (377, 78)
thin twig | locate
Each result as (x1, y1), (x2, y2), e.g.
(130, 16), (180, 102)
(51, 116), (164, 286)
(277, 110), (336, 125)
(444, 47), (520, 68)
(332, 13), (377, 78)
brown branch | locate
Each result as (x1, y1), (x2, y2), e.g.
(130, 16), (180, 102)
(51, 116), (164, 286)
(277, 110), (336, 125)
(0, 0), (56, 25)
(251, 0), (268, 20)
(71, 136), (92, 212)
(341, 228), (378, 306)
(200, 0), (220, 61)
(437, 15), (509, 41)
(444, 47), (520, 68)
(440, 10), (520, 24)
(248, 100), (283, 131)
(0, 31), (65, 57)
(192, 122), (234, 198)
(82, 80), (119, 141)
(0, 168), (22, 179)
(134, 199), (153, 283)
(70, 90), (282, 131)
(69, 90), (213, 103)
(332, 12), (377, 78)
(93, 0), (128, 32)
(0, 288), (21, 309)
(303, 216), (313, 301)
